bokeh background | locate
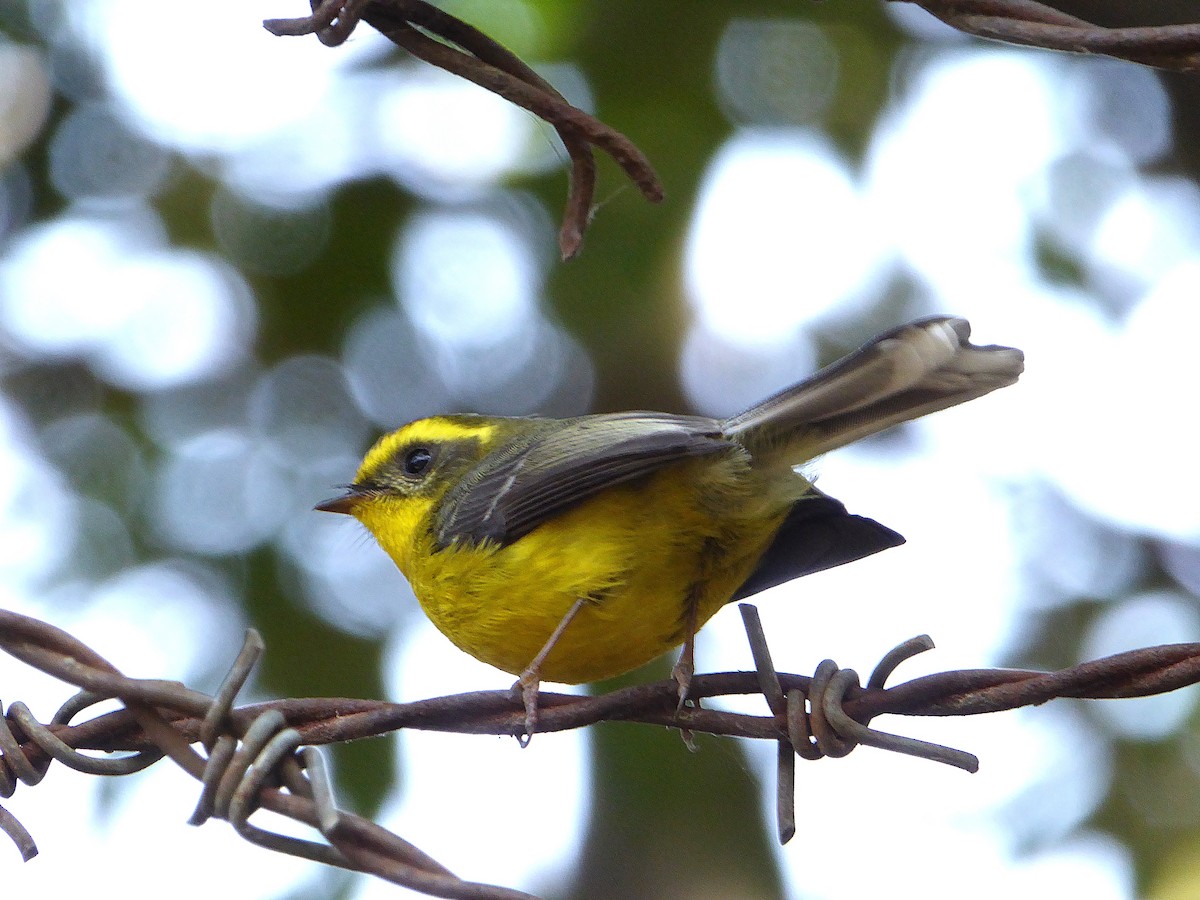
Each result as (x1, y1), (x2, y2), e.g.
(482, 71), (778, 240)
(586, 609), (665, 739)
(3, 1), (1200, 897)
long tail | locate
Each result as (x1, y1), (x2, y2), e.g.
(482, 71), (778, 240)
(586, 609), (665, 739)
(722, 316), (1024, 460)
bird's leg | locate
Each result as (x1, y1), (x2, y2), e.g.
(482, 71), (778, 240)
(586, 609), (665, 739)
(512, 596), (588, 746)
(672, 589), (702, 711)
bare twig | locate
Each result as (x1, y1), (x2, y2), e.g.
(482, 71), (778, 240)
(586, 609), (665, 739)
(898, 0), (1200, 71)
(264, 0), (663, 258)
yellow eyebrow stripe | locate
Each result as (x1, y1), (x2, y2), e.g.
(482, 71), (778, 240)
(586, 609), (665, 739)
(357, 417), (498, 482)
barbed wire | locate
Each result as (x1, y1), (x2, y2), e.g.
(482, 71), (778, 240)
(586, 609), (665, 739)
(261, 0), (1200, 262)
(4, 603), (1200, 895)
(263, 0), (664, 261)
(898, 0), (1200, 71)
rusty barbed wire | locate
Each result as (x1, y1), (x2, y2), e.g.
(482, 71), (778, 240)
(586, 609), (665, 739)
(263, 0), (664, 260)
(0, 609), (533, 899)
(899, 0), (1200, 71)
(5, 605), (1200, 896)
(257, 1), (1200, 259)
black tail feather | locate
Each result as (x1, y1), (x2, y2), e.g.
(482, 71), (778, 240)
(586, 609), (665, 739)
(730, 491), (905, 602)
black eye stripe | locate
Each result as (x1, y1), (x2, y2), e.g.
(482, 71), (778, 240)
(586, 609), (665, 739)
(403, 447), (433, 476)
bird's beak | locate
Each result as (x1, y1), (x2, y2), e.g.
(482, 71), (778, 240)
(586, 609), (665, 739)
(315, 488), (367, 515)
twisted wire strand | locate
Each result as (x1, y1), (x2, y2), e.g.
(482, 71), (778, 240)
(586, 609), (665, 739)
(0, 617), (534, 898)
(900, 0), (1200, 70)
(736, 606), (977, 843)
(5, 604), (1200, 895)
(0, 691), (164, 859)
(183, 632), (535, 897)
(262, 0), (662, 259)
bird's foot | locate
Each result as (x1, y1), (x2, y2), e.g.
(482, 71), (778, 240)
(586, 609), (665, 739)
(511, 669), (541, 747)
(672, 655), (694, 712)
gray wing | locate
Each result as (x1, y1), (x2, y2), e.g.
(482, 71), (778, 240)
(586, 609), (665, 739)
(434, 412), (730, 547)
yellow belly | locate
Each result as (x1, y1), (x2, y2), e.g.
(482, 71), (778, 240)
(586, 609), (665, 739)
(396, 458), (789, 684)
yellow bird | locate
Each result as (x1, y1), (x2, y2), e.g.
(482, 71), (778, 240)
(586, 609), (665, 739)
(318, 317), (1023, 734)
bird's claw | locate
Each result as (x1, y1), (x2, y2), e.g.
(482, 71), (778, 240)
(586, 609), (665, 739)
(672, 654), (694, 712)
(512, 670), (541, 747)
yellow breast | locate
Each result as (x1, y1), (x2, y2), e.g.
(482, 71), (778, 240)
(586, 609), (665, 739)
(355, 455), (787, 683)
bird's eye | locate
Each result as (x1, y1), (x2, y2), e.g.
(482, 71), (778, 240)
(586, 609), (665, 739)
(403, 447), (433, 476)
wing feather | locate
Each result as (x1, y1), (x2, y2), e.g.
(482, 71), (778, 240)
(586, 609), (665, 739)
(434, 412), (730, 547)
